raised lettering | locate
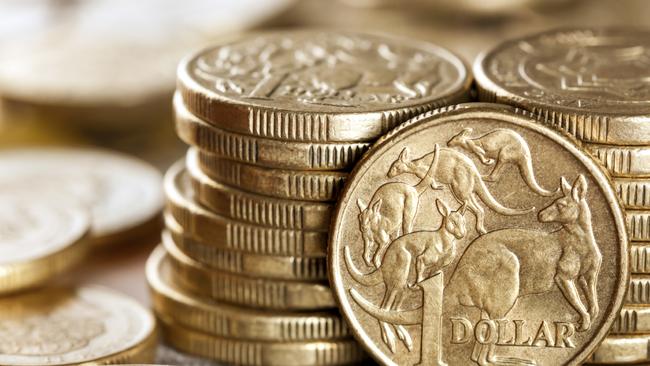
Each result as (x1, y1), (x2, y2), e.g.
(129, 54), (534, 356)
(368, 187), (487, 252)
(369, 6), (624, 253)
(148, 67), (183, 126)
(450, 317), (472, 344)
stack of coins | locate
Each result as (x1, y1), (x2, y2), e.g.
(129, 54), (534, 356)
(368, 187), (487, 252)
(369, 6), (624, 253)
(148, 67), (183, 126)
(474, 27), (650, 365)
(148, 30), (473, 365)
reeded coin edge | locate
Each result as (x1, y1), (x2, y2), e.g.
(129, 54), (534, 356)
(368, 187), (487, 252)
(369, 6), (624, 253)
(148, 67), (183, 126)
(328, 103), (629, 366)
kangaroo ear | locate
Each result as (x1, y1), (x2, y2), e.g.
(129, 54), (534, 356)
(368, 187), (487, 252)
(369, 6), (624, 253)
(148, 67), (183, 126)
(572, 175), (588, 201)
(357, 198), (367, 212)
(371, 199), (382, 215)
(560, 177), (571, 196)
(398, 147), (409, 161)
(436, 199), (450, 217)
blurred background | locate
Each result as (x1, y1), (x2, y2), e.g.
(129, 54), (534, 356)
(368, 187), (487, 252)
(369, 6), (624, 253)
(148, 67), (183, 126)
(0, 0), (648, 309)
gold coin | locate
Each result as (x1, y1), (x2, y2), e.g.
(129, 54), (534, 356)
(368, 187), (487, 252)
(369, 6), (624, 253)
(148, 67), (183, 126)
(586, 334), (650, 364)
(0, 148), (163, 246)
(156, 345), (220, 366)
(178, 30), (471, 143)
(611, 305), (650, 335)
(166, 226), (327, 281)
(625, 210), (650, 242)
(165, 161), (328, 256)
(147, 245), (350, 341)
(626, 275), (650, 305)
(631, 243), (650, 274)
(163, 238), (336, 310)
(186, 148), (333, 231)
(0, 286), (157, 365)
(329, 104), (628, 365)
(586, 143), (650, 177)
(175, 94), (370, 170)
(160, 320), (367, 366)
(197, 149), (347, 201)
(474, 28), (650, 146)
(614, 177), (650, 209)
(0, 192), (90, 294)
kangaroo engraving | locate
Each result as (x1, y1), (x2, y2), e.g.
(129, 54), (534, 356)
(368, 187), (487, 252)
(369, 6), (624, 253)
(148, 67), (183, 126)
(346, 199), (467, 354)
(358, 144), (441, 268)
(387, 146), (534, 234)
(442, 175), (602, 366)
(448, 128), (558, 197)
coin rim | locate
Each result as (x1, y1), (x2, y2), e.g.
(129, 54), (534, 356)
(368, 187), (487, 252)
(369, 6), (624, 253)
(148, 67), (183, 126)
(328, 102), (629, 366)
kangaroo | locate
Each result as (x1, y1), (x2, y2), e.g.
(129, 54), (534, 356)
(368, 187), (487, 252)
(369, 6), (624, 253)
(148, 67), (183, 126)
(358, 144), (441, 268)
(387, 147), (533, 234)
(442, 175), (602, 366)
(346, 199), (467, 354)
(448, 128), (558, 197)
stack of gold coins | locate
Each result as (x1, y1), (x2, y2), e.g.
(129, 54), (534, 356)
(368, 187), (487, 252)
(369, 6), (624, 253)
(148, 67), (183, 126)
(474, 27), (650, 365)
(148, 30), (473, 365)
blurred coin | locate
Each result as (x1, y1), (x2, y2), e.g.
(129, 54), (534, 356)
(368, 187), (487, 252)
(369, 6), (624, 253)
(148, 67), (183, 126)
(631, 243), (650, 273)
(0, 193), (89, 294)
(587, 334), (650, 364)
(197, 150), (347, 201)
(156, 345), (220, 366)
(587, 143), (650, 177)
(166, 227), (327, 281)
(148, 245), (349, 340)
(163, 239), (336, 310)
(0, 0), (296, 128)
(0, 286), (156, 365)
(160, 320), (367, 366)
(611, 305), (650, 335)
(178, 30), (471, 142)
(165, 161), (328, 257)
(626, 211), (650, 242)
(0, 148), (163, 246)
(186, 148), (333, 231)
(475, 28), (650, 146)
(175, 94), (370, 170)
(614, 178), (650, 209)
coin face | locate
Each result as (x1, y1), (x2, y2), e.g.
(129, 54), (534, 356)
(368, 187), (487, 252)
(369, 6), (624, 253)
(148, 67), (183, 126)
(475, 28), (650, 145)
(329, 104), (628, 365)
(0, 193), (89, 293)
(0, 148), (163, 244)
(179, 30), (471, 142)
(0, 286), (156, 365)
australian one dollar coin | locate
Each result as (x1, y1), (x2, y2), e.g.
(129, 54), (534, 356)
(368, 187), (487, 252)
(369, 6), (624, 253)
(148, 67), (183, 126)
(329, 103), (628, 366)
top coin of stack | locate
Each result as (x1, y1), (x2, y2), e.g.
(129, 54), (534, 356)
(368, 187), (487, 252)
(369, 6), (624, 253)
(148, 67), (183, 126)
(154, 30), (473, 365)
(474, 27), (650, 365)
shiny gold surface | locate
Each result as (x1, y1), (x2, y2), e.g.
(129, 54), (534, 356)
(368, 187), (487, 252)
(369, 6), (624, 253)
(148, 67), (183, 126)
(587, 334), (650, 364)
(329, 104), (628, 365)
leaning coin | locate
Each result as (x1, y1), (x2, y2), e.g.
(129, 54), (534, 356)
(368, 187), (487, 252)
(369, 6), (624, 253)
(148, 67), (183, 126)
(178, 30), (471, 143)
(0, 193), (90, 294)
(631, 243), (650, 273)
(175, 94), (370, 170)
(329, 103), (628, 366)
(186, 148), (333, 231)
(197, 148), (347, 201)
(586, 143), (650, 177)
(163, 239), (335, 310)
(586, 334), (650, 364)
(0, 286), (157, 365)
(148, 245), (349, 340)
(165, 227), (327, 281)
(614, 177), (650, 209)
(625, 275), (650, 304)
(625, 210), (650, 242)
(611, 305), (650, 335)
(160, 320), (367, 366)
(475, 28), (650, 146)
(165, 161), (328, 257)
(0, 148), (163, 246)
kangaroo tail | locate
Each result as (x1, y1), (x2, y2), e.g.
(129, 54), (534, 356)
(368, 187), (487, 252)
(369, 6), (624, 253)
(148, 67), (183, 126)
(344, 246), (383, 286)
(415, 143), (440, 196)
(520, 157), (559, 197)
(350, 289), (422, 325)
(475, 177), (535, 215)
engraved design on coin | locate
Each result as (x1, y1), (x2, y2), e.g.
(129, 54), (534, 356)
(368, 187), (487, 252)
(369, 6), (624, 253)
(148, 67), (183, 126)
(192, 32), (458, 108)
(330, 106), (627, 366)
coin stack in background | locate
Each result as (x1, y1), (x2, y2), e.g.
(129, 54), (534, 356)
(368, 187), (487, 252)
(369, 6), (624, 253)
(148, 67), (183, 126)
(146, 30), (472, 365)
(474, 27), (650, 365)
